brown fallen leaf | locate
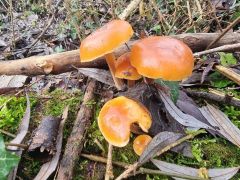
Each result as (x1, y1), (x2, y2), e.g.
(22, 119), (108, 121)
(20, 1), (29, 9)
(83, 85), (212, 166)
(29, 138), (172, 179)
(0, 75), (28, 94)
(159, 91), (215, 130)
(34, 106), (69, 180)
(152, 159), (239, 180)
(77, 68), (115, 86)
(199, 103), (240, 147)
(7, 93), (31, 180)
(139, 131), (185, 165)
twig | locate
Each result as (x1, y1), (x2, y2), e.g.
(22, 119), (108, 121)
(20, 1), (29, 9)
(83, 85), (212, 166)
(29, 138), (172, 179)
(0, 129), (16, 138)
(150, 0), (170, 34)
(26, 0), (63, 53)
(118, 0), (142, 20)
(194, 43), (240, 57)
(9, 0), (15, 49)
(105, 144), (114, 180)
(5, 143), (28, 149)
(215, 65), (240, 85)
(81, 153), (129, 168)
(207, 0), (222, 32)
(115, 131), (204, 180)
(81, 154), (206, 180)
(195, 0), (203, 19)
(186, 1), (192, 25)
(185, 89), (240, 108)
(206, 16), (240, 49)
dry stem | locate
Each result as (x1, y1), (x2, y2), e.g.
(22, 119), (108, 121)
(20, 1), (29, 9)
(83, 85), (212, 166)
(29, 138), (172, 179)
(206, 16), (240, 49)
(194, 43), (240, 57)
(105, 144), (114, 180)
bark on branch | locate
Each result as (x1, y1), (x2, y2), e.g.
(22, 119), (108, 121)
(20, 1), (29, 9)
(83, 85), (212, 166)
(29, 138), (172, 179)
(1, 32), (240, 76)
(57, 79), (96, 180)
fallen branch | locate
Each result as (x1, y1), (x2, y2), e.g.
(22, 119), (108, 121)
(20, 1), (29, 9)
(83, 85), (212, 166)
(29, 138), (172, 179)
(185, 89), (240, 108)
(194, 43), (240, 57)
(1, 32), (240, 76)
(57, 79), (96, 180)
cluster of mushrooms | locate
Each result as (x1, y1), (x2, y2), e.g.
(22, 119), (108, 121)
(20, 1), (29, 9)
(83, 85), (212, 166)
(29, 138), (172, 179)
(80, 20), (194, 155)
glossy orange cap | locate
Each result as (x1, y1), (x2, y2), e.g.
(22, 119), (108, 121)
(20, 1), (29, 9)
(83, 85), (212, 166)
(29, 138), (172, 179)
(133, 134), (152, 155)
(80, 20), (133, 62)
(98, 96), (152, 147)
(115, 52), (141, 80)
(130, 36), (194, 81)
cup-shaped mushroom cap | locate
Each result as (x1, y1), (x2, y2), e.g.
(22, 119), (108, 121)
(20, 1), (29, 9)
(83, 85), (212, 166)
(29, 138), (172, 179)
(115, 52), (142, 80)
(133, 134), (152, 156)
(130, 36), (194, 81)
(98, 96), (152, 147)
(80, 20), (133, 62)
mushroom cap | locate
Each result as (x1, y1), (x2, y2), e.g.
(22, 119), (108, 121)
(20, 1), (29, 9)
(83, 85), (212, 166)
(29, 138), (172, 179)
(80, 20), (133, 62)
(133, 134), (152, 156)
(115, 52), (142, 80)
(98, 96), (152, 147)
(130, 36), (194, 81)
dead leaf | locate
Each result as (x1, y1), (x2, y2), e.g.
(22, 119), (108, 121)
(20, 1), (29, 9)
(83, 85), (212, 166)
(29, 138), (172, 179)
(201, 62), (215, 84)
(77, 68), (114, 86)
(177, 91), (218, 136)
(0, 75), (28, 89)
(139, 131), (184, 165)
(199, 103), (240, 147)
(28, 116), (61, 160)
(152, 159), (239, 180)
(34, 106), (69, 180)
(159, 91), (214, 130)
(7, 93), (31, 180)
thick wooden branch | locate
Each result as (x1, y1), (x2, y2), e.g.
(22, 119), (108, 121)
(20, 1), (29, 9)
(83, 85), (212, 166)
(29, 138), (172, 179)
(57, 79), (96, 180)
(1, 32), (240, 76)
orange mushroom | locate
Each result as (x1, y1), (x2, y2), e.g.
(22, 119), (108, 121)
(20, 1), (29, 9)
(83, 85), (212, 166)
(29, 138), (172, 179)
(133, 134), (152, 156)
(115, 52), (141, 87)
(98, 96), (152, 147)
(115, 52), (141, 80)
(80, 20), (134, 90)
(130, 36), (194, 81)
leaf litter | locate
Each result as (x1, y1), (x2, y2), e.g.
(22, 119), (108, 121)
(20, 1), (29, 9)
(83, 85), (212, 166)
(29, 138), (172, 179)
(152, 159), (239, 180)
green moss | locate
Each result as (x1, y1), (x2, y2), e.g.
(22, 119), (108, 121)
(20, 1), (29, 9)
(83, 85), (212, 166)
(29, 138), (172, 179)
(0, 95), (37, 134)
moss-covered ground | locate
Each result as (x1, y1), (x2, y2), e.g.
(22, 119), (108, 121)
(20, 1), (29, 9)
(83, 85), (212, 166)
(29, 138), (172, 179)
(0, 88), (239, 179)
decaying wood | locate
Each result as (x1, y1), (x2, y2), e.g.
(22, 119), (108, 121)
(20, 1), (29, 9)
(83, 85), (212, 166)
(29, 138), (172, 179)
(28, 116), (61, 160)
(57, 79), (96, 180)
(1, 32), (240, 76)
(185, 89), (240, 108)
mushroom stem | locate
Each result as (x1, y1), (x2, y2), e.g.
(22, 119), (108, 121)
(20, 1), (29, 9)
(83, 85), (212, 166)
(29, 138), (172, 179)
(105, 53), (125, 90)
(127, 80), (135, 87)
(105, 143), (114, 180)
(143, 77), (154, 84)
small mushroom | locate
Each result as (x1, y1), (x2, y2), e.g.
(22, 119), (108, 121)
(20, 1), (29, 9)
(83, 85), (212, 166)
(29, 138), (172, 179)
(98, 96), (152, 147)
(130, 36), (194, 81)
(115, 52), (141, 87)
(80, 20), (134, 90)
(133, 134), (152, 156)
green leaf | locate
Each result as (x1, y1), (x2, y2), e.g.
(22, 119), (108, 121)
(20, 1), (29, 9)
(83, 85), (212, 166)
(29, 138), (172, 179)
(155, 79), (179, 102)
(0, 135), (20, 179)
(218, 52), (237, 66)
